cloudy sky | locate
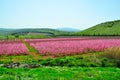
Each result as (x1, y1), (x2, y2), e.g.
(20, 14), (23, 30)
(0, 0), (120, 30)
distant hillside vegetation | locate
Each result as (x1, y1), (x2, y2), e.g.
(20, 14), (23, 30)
(0, 28), (73, 39)
(10, 28), (72, 36)
(75, 20), (120, 36)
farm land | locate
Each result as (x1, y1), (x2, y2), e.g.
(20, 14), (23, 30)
(1, 0), (120, 79)
(0, 37), (120, 80)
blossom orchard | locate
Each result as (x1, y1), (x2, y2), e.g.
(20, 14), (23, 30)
(1, 38), (120, 56)
(0, 40), (29, 55)
(28, 38), (120, 56)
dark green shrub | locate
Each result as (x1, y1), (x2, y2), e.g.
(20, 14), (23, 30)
(101, 58), (116, 67)
(116, 59), (120, 68)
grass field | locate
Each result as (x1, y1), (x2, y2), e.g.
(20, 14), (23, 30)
(0, 66), (120, 80)
(0, 52), (120, 80)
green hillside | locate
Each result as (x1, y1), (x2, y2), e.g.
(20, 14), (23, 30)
(0, 28), (73, 39)
(76, 20), (120, 36)
(11, 28), (72, 36)
(0, 28), (14, 35)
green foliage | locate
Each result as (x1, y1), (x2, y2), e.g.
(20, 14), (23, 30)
(101, 58), (116, 67)
(0, 52), (118, 68)
(38, 53), (116, 67)
(0, 67), (120, 80)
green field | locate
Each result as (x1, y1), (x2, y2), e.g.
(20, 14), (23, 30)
(0, 51), (120, 80)
(0, 66), (120, 80)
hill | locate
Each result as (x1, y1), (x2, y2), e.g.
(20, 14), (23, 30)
(0, 28), (73, 39)
(75, 20), (120, 36)
(0, 28), (14, 35)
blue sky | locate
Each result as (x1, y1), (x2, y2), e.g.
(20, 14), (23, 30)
(0, 0), (120, 30)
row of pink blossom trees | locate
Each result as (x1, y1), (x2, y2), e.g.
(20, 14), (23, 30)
(0, 41), (29, 55)
(28, 38), (120, 56)
(1, 38), (120, 56)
